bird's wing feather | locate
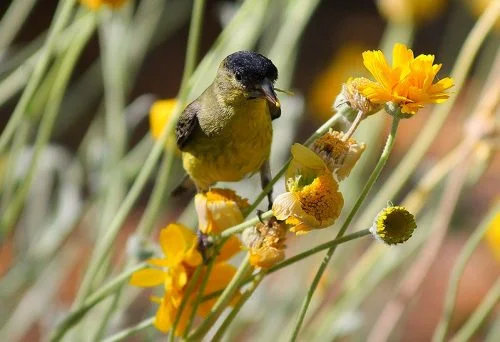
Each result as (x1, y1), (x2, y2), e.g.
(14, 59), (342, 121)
(176, 100), (201, 150)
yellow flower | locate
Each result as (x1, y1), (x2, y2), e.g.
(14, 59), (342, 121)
(485, 212), (500, 261)
(129, 224), (240, 335)
(79, 0), (127, 10)
(149, 99), (180, 152)
(195, 188), (249, 234)
(309, 44), (368, 122)
(273, 144), (344, 235)
(243, 217), (287, 269)
(359, 43), (454, 115)
(370, 206), (417, 245)
(377, 0), (448, 24)
(311, 129), (366, 181)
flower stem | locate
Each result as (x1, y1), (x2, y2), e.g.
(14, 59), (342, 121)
(433, 203), (500, 342)
(102, 317), (154, 342)
(355, 0), (500, 232)
(188, 255), (253, 340)
(170, 265), (202, 341)
(0, 0), (76, 155)
(289, 116), (400, 341)
(450, 278), (500, 342)
(211, 271), (266, 341)
(180, 0), (205, 90)
(342, 110), (364, 141)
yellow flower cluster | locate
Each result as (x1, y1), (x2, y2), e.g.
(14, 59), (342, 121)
(356, 43), (454, 116)
(79, 0), (127, 10)
(130, 224), (240, 335)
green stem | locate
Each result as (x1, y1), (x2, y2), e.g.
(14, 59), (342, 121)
(0, 0), (76, 155)
(180, 0), (206, 90)
(0, 13), (95, 235)
(0, 0), (37, 54)
(355, 0), (500, 231)
(202, 229), (372, 302)
(450, 278), (500, 342)
(49, 263), (146, 342)
(72, 0), (206, 309)
(221, 210), (273, 238)
(102, 317), (154, 342)
(433, 204), (500, 342)
(188, 256), (253, 340)
(290, 116), (400, 341)
(170, 265), (203, 341)
(183, 246), (217, 337)
(211, 271), (266, 341)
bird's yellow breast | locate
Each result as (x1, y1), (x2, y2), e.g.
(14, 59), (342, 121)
(182, 99), (272, 190)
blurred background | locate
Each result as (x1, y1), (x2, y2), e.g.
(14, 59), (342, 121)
(0, 0), (498, 341)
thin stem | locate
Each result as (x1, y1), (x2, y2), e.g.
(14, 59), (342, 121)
(188, 256), (253, 340)
(0, 0), (76, 155)
(290, 116), (400, 341)
(180, 0), (206, 90)
(211, 271), (266, 341)
(102, 317), (154, 342)
(170, 265), (203, 341)
(49, 263), (146, 342)
(355, 0), (500, 231)
(342, 110), (364, 141)
(0, 13), (95, 234)
(202, 229), (372, 302)
(433, 204), (500, 342)
(221, 210), (273, 238)
(0, 0), (37, 54)
(450, 278), (500, 342)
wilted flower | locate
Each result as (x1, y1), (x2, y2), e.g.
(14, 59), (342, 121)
(130, 224), (239, 335)
(311, 129), (366, 181)
(358, 43), (454, 116)
(273, 144), (344, 235)
(149, 99), (179, 152)
(377, 0), (448, 25)
(370, 206), (417, 245)
(79, 0), (127, 10)
(335, 77), (383, 119)
(485, 212), (500, 261)
(195, 188), (249, 234)
(309, 45), (367, 121)
(243, 217), (287, 269)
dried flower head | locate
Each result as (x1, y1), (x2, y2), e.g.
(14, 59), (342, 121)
(243, 217), (287, 269)
(129, 223), (240, 335)
(335, 77), (383, 118)
(273, 144), (344, 235)
(358, 43), (454, 116)
(79, 0), (127, 10)
(195, 188), (249, 234)
(370, 206), (417, 245)
(312, 129), (366, 181)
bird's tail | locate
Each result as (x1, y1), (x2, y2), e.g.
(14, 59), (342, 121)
(172, 175), (197, 197)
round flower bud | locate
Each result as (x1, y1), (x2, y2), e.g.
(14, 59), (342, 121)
(370, 206), (417, 245)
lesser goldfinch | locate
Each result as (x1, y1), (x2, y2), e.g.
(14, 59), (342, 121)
(175, 51), (280, 207)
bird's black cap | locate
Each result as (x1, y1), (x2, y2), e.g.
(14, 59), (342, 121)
(223, 51), (278, 87)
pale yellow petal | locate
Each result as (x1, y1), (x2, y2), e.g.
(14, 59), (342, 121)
(272, 192), (302, 221)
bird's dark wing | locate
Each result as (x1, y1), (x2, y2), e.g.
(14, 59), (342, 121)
(268, 101), (281, 120)
(176, 100), (201, 150)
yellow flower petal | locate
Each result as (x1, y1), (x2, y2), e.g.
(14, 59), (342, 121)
(203, 262), (237, 294)
(153, 297), (175, 333)
(486, 212), (500, 261)
(159, 224), (193, 265)
(129, 268), (166, 287)
(272, 192), (302, 221)
(217, 235), (242, 262)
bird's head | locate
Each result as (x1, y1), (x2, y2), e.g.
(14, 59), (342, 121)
(216, 51), (279, 106)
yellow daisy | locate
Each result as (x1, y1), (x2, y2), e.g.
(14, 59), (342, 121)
(272, 144), (344, 235)
(194, 188), (249, 234)
(129, 223), (239, 335)
(359, 43), (454, 115)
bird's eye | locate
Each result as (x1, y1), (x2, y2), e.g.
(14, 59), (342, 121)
(235, 72), (242, 81)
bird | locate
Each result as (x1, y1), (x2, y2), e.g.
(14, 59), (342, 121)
(174, 51), (281, 208)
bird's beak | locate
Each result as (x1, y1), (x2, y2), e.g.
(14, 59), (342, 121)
(259, 78), (280, 107)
